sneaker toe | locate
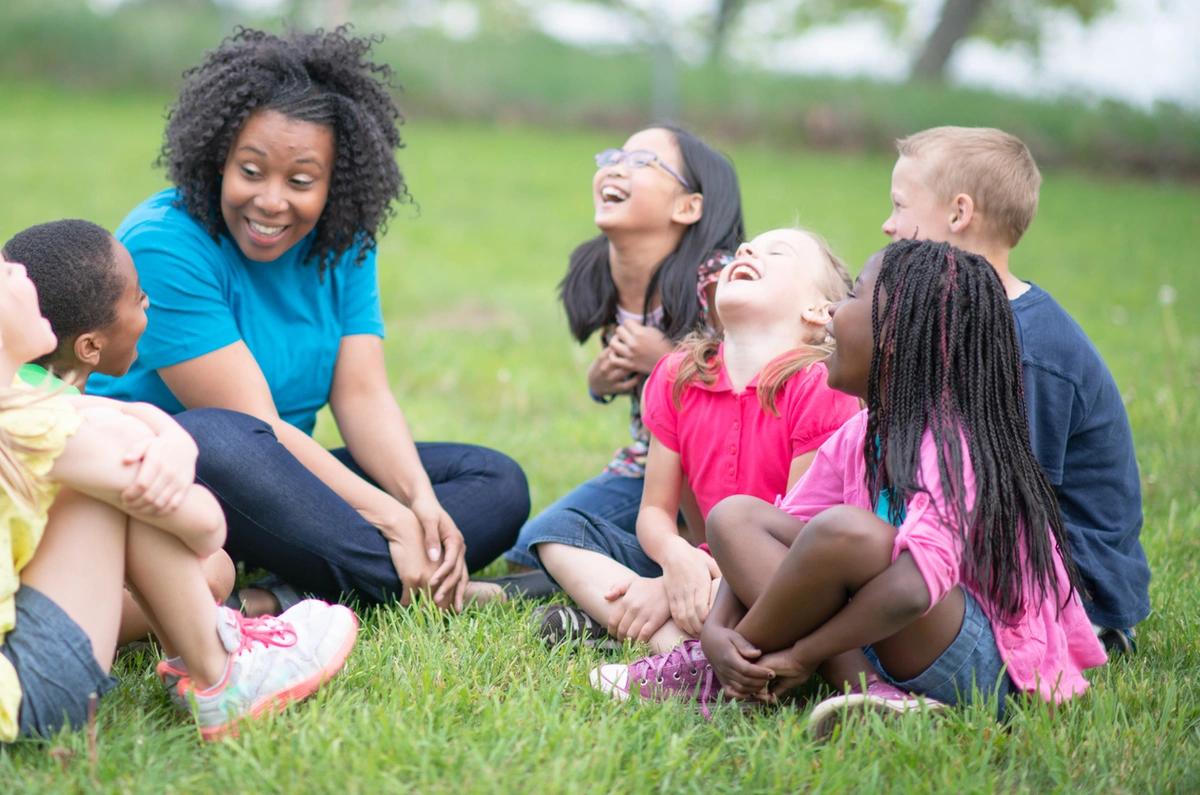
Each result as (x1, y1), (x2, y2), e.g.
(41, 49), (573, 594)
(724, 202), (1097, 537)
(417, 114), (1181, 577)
(590, 664), (631, 700)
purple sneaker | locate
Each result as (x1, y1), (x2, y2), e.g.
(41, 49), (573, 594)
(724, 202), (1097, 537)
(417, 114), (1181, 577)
(590, 640), (725, 715)
(807, 679), (946, 741)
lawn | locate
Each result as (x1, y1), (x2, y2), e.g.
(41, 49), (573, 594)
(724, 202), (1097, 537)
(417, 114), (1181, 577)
(0, 83), (1198, 793)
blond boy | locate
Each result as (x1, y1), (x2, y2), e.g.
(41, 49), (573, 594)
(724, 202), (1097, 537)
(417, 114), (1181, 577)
(881, 126), (1149, 652)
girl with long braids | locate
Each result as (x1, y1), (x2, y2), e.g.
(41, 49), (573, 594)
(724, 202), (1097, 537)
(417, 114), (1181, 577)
(499, 126), (744, 595)
(591, 240), (1106, 736)
(90, 28), (530, 615)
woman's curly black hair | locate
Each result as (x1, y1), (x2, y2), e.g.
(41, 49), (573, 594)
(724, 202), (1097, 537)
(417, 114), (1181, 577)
(159, 26), (410, 275)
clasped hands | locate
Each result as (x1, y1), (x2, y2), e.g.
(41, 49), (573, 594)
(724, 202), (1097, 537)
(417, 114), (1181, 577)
(699, 625), (815, 703)
(587, 319), (673, 398)
(376, 492), (468, 612)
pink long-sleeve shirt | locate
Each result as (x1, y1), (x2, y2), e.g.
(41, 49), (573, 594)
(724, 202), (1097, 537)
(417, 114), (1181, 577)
(778, 409), (1108, 702)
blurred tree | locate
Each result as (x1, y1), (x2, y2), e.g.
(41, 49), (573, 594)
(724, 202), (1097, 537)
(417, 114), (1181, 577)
(703, 0), (1115, 82)
(912, 0), (1116, 81)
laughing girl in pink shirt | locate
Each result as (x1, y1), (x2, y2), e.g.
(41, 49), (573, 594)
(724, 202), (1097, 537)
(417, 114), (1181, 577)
(534, 228), (860, 654)
(592, 240), (1106, 733)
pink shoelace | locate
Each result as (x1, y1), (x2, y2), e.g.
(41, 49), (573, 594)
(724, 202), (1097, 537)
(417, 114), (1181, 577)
(626, 639), (722, 717)
(232, 612), (298, 654)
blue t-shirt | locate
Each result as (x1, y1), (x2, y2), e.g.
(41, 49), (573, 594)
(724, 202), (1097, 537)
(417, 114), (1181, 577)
(1011, 283), (1149, 629)
(89, 189), (385, 435)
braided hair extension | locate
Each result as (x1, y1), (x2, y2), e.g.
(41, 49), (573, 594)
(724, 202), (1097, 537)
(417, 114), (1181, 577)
(863, 239), (1083, 619)
(160, 26), (409, 276)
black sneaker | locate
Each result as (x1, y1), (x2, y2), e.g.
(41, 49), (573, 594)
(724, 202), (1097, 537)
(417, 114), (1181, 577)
(534, 604), (619, 651)
(479, 570), (562, 600)
(1097, 627), (1137, 657)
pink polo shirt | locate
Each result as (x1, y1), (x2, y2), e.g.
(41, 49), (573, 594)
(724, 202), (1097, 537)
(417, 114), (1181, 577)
(778, 410), (1108, 702)
(642, 347), (860, 519)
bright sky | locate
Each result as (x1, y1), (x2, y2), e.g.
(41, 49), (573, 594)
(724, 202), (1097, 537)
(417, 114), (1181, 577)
(91, 0), (1200, 110)
(535, 0), (1200, 110)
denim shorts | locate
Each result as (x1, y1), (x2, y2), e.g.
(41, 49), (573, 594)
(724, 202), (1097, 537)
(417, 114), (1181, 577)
(526, 507), (662, 585)
(0, 585), (118, 741)
(864, 590), (1015, 720)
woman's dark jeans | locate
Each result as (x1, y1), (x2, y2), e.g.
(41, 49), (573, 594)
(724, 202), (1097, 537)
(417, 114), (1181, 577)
(175, 408), (530, 606)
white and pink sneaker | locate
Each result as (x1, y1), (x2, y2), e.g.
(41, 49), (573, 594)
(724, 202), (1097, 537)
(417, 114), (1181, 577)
(807, 679), (946, 740)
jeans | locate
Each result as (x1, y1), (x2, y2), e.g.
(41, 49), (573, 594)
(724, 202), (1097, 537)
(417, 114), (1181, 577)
(175, 408), (531, 606)
(504, 471), (644, 569)
(524, 507), (663, 586)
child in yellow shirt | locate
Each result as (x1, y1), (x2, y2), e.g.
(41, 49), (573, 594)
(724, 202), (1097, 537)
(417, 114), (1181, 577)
(0, 258), (358, 741)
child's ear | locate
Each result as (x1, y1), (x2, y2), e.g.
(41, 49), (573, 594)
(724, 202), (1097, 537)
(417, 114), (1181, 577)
(801, 302), (832, 329)
(73, 332), (103, 367)
(672, 192), (704, 226)
(948, 193), (976, 233)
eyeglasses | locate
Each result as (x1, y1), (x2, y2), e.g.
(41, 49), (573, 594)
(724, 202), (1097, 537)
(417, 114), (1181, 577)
(594, 148), (693, 192)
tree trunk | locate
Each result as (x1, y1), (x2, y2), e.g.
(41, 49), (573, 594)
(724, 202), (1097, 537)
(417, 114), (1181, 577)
(911, 0), (991, 82)
(708, 0), (745, 65)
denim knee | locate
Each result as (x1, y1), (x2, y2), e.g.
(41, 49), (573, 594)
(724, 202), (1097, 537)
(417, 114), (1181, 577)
(175, 408), (273, 457)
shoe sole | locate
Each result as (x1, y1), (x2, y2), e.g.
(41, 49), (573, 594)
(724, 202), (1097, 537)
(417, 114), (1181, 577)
(807, 692), (946, 741)
(199, 607), (360, 741)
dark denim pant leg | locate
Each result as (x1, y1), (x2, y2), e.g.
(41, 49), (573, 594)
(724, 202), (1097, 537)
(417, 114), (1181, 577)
(504, 472), (644, 569)
(175, 408), (530, 606)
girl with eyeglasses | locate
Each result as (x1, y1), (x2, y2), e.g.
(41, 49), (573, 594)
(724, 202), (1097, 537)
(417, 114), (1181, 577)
(498, 127), (745, 609)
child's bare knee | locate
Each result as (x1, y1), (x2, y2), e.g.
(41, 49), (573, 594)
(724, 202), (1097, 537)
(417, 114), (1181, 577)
(705, 495), (763, 549)
(804, 506), (895, 560)
(203, 549), (236, 602)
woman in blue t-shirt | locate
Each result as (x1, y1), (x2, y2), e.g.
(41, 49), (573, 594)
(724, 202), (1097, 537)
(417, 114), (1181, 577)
(91, 28), (530, 613)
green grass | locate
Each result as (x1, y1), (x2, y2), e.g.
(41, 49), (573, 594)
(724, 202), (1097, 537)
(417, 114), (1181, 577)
(1, 82), (1199, 792)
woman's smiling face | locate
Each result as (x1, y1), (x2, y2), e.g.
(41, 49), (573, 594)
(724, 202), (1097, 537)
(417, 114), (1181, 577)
(220, 109), (335, 261)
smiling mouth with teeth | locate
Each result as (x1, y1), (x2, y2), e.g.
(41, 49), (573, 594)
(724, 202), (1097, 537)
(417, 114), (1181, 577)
(600, 185), (629, 203)
(728, 263), (761, 282)
(248, 219), (288, 238)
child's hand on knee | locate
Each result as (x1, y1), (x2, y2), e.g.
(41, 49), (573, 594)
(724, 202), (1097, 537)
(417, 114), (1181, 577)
(604, 576), (670, 642)
(661, 543), (721, 636)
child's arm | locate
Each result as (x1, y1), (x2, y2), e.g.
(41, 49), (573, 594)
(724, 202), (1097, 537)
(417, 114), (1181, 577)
(49, 403), (225, 557)
(787, 450), (818, 491)
(98, 398), (200, 516)
(637, 437), (721, 636)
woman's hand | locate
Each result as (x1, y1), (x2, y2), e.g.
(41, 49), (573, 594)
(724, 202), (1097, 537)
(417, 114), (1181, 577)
(604, 576), (671, 642)
(699, 624), (773, 699)
(119, 424), (199, 516)
(587, 346), (639, 398)
(409, 492), (468, 611)
(660, 541), (721, 636)
(607, 320), (673, 375)
(376, 502), (454, 610)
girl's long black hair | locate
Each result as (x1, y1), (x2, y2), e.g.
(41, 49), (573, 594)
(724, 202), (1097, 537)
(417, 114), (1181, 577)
(559, 125), (744, 342)
(864, 239), (1083, 619)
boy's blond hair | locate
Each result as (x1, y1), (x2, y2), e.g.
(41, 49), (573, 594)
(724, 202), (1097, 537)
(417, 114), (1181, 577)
(896, 126), (1042, 248)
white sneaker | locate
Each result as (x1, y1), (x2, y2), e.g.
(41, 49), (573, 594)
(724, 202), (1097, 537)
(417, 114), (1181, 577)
(180, 600), (358, 740)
